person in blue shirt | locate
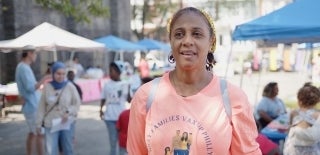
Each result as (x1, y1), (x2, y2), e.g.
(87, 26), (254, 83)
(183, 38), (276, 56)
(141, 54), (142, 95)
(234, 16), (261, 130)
(15, 45), (51, 155)
(256, 82), (287, 128)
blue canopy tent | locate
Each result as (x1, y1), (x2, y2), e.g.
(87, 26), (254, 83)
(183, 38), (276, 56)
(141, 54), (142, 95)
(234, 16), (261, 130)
(232, 0), (320, 43)
(95, 35), (146, 60)
(95, 35), (146, 51)
(137, 38), (171, 52)
(232, 0), (320, 105)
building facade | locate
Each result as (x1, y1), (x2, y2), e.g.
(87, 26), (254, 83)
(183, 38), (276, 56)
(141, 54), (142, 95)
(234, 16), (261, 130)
(0, 0), (132, 83)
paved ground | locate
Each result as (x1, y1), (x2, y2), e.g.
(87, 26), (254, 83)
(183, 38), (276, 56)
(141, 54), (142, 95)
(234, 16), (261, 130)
(0, 71), (309, 155)
(0, 102), (110, 155)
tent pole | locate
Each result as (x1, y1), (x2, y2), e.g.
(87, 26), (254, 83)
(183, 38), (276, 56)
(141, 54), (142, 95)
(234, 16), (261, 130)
(239, 45), (247, 88)
(53, 49), (57, 61)
(114, 52), (119, 62)
(70, 51), (75, 61)
(120, 52), (124, 61)
(254, 41), (265, 106)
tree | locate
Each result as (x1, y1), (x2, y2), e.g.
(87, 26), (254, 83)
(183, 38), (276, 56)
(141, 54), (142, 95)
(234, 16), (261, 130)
(34, 0), (110, 23)
(132, 0), (178, 40)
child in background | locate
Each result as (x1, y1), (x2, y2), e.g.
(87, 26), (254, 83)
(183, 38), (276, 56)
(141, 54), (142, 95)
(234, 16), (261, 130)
(116, 77), (153, 155)
(283, 85), (320, 155)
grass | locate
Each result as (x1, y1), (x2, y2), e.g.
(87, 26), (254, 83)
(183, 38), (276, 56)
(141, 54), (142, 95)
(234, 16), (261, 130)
(284, 99), (320, 110)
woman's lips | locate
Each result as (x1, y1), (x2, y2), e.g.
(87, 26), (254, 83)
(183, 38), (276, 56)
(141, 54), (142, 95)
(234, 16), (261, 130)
(180, 50), (196, 55)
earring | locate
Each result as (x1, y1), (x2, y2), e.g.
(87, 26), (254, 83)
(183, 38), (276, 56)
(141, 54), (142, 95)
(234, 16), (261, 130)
(168, 53), (175, 63)
(206, 58), (210, 64)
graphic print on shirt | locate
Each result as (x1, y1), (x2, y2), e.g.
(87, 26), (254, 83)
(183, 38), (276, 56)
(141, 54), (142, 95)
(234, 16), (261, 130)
(169, 130), (193, 155)
(108, 87), (123, 105)
(146, 115), (214, 155)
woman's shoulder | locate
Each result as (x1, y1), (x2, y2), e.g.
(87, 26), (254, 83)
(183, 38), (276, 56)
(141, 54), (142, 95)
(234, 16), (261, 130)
(221, 79), (252, 109)
(312, 110), (320, 119)
(224, 80), (247, 100)
(136, 78), (161, 95)
(43, 82), (54, 90)
(66, 82), (75, 88)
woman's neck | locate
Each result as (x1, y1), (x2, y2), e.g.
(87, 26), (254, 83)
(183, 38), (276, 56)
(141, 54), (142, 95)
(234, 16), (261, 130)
(299, 105), (316, 111)
(170, 69), (212, 97)
(174, 69), (209, 84)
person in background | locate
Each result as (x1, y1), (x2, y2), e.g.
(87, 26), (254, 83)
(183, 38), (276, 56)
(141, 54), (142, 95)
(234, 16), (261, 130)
(46, 62), (54, 74)
(127, 7), (261, 154)
(256, 82), (287, 128)
(42, 62), (55, 87)
(67, 70), (83, 100)
(70, 57), (84, 78)
(116, 76), (153, 155)
(283, 85), (320, 155)
(116, 108), (130, 155)
(15, 45), (51, 155)
(36, 62), (81, 155)
(138, 52), (150, 78)
(100, 61), (129, 155)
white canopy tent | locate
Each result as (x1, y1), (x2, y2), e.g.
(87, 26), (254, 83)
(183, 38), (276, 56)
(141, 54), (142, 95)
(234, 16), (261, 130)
(0, 22), (105, 60)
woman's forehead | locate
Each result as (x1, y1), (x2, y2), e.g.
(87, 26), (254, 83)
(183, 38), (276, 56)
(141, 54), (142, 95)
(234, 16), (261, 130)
(171, 12), (208, 30)
(55, 68), (66, 73)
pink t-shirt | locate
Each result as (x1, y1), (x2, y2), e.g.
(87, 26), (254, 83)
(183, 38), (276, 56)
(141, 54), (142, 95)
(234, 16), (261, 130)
(127, 72), (261, 155)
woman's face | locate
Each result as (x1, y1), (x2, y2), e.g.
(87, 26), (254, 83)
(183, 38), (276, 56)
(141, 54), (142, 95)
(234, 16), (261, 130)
(182, 132), (188, 137)
(53, 68), (66, 83)
(170, 12), (213, 71)
(272, 85), (279, 97)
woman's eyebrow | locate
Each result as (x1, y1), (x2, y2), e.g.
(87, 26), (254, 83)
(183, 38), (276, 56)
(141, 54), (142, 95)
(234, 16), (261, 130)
(192, 27), (204, 31)
(173, 27), (184, 32)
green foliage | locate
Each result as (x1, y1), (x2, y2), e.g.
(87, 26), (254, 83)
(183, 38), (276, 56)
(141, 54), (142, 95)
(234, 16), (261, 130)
(132, 0), (178, 39)
(35, 0), (109, 23)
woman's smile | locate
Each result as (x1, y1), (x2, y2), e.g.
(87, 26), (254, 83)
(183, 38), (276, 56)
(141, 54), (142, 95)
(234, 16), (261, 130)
(179, 50), (197, 59)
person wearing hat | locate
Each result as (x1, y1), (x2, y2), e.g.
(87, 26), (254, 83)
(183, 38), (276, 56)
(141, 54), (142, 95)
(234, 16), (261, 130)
(100, 61), (129, 155)
(15, 45), (51, 155)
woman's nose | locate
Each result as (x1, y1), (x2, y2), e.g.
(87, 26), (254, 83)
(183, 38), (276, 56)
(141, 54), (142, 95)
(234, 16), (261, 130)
(182, 33), (194, 47)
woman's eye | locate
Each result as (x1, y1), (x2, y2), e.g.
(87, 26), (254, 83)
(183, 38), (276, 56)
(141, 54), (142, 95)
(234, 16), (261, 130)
(193, 32), (202, 37)
(174, 32), (184, 38)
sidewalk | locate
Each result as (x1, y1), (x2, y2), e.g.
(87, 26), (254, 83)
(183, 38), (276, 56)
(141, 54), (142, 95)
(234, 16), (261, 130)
(0, 101), (110, 155)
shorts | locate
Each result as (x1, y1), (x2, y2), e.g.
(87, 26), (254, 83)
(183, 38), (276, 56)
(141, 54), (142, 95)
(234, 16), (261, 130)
(23, 112), (37, 134)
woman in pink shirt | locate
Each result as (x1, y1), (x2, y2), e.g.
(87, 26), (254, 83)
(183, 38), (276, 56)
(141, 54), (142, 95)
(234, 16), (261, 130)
(138, 52), (150, 78)
(127, 7), (261, 155)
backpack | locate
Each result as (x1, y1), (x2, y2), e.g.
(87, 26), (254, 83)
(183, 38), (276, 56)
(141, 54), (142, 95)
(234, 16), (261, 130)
(145, 77), (232, 120)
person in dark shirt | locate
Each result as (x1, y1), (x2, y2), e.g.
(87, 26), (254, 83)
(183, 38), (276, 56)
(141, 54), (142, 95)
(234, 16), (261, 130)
(67, 70), (83, 100)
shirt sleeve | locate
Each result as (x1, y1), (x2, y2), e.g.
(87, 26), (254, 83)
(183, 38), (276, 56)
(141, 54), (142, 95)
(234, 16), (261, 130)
(127, 84), (150, 155)
(257, 98), (267, 111)
(228, 84), (262, 155)
(101, 83), (108, 99)
(21, 65), (37, 93)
